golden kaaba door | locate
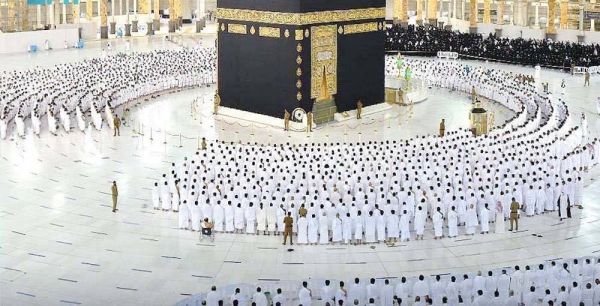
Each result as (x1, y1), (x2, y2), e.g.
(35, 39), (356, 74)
(311, 25), (338, 101)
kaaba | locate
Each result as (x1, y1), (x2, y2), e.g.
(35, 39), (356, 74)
(216, 0), (386, 119)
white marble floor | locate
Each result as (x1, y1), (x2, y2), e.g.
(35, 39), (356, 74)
(1, 35), (600, 306)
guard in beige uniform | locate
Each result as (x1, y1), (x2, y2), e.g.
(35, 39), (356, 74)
(283, 212), (294, 245)
(111, 181), (119, 213)
(509, 198), (519, 231)
(284, 109), (290, 131)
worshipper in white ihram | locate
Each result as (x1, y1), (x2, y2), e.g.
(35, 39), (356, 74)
(331, 213), (342, 244)
(191, 202), (201, 232)
(299, 282), (312, 306)
(495, 201), (505, 234)
(364, 211), (376, 243)
(308, 214), (319, 245)
(256, 204), (267, 235)
(465, 204), (477, 235)
(342, 213), (353, 244)
(234, 204), (245, 233)
(252, 287), (267, 306)
(297, 215), (308, 245)
(178, 200), (190, 230)
(245, 203), (256, 234)
(448, 206), (458, 238)
(480, 203), (490, 234)
(319, 212), (329, 244)
(433, 207), (444, 239)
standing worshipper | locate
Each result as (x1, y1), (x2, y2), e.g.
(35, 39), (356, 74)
(558, 187), (570, 221)
(365, 211), (377, 243)
(253, 288), (268, 306)
(433, 207), (443, 239)
(319, 212), (329, 244)
(111, 181), (119, 213)
(332, 213), (342, 244)
(297, 215), (308, 245)
(245, 203), (256, 234)
(256, 204), (267, 235)
(465, 204), (477, 235)
(342, 213), (353, 244)
(495, 201), (505, 233)
(414, 206), (426, 240)
(480, 203), (490, 234)
(178, 201), (190, 230)
(387, 210), (399, 243)
(439, 119), (445, 136)
(400, 210), (411, 242)
(356, 99), (363, 119)
(267, 203), (277, 235)
(152, 182), (160, 210)
(191, 202), (201, 231)
(299, 281), (312, 306)
(308, 214), (319, 245)
(448, 206), (458, 238)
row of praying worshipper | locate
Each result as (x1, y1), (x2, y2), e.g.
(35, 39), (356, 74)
(198, 257), (600, 306)
(0, 48), (217, 140)
(385, 25), (600, 69)
(152, 57), (597, 233)
(161, 61), (597, 218)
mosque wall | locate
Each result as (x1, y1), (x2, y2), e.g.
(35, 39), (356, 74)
(0, 27), (78, 54)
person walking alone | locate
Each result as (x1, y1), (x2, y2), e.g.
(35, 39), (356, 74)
(111, 181), (119, 213)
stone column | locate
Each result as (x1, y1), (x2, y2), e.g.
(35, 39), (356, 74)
(462, 0), (466, 20)
(428, 0), (438, 26)
(177, 0), (183, 27)
(153, 0), (160, 31)
(60, 2), (65, 24)
(8, 0), (16, 31)
(560, 0), (568, 30)
(495, 0), (504, 37)
(591, 19), (595, 32)
(469, 0), (477, 33)
(101, 0), (108, 38)
(125, 0), (132, 37)
(86, 0), (93, 20)
(577, 3), (584, 43)
(110, 0), (116, 34)
(547, 0), (556, 38)
(393, 0), (401, 24)
(138, 0), (147, 14)
(168, 0), (176, 32)
(73, 1), (80, 25)
(417, 0), (423, 25)
(483, 0), (490, 24)
(119, 0), (123, 15)
(37, 5), (42, 28)
(49, 1), (55, 27)
(22, 0), (30, 31)
(452, 0), (457, 19)
(534, 2), (540, 28)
